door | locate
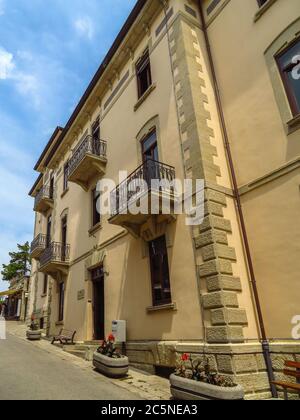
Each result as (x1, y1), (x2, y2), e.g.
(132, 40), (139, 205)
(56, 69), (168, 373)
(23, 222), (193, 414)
(61, 216), (67, 261)
(46, 215), (52, 247)
(49, 176), (54, 199)
(142, 130), (159, 185)
(92, 118), (100, 155)
(24, 297), (28, 321)
(142, 129), (158, 162)
(91, 267), (105, 341)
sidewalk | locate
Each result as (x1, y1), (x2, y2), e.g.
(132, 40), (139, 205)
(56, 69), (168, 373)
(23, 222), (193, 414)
(5, 321), (171, 400)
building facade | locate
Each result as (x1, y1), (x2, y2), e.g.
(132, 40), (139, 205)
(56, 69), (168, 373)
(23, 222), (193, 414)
(2, 276), (30, 321)
(28, 0), (300, 399)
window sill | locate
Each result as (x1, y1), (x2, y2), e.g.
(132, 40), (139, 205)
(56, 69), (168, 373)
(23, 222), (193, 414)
(55, 321), (64, 326)
(134, 83), (156, 112)
(287, 114), (300, 134)
(254, 0), (277, 22)
(146, 302), (177, 313)
(41, 293), (47, 298)
(61, 188), (69, 199)
(89, 223), (102, 236)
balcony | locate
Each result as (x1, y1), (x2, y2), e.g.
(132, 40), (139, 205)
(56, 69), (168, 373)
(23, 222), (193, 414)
(109, 159), (177, 240)
(34, 185), (54, 214)
(39, 242), (70, 276)
(68, 135), (107, 191)
(30, 234), (47, 260)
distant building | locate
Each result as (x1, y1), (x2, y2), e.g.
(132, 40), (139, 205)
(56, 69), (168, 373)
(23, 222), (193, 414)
(2, 276), (30, 321)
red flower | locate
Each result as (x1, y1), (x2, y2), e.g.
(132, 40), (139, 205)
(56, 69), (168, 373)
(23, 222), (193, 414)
(181, 353), (190, 361)
(108, 333), (115, 342)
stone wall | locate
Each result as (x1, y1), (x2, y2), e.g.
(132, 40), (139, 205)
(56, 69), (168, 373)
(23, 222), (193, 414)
(122, 340), (300, 399)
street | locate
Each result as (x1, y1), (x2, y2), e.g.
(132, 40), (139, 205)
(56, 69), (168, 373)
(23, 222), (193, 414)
(0, 332), (140, 400)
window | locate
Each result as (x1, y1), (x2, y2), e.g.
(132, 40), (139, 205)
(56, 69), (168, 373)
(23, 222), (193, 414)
(92, 188), (101, 227)
(92, 117), (100, 141)
(43, 274), (48, 295)
(257, 0), (268, 7)
(61, 216), (67, 261)
(277, 38), (300, 117)
(136, 49), (152, 98)
(63, 162), (69, 192)
(58, 282), (65, 322)
(49, 176), (54, 199)
(149, 236), (171, 306)
(46, 215), (52, 247)
(142, 129), (158, 162)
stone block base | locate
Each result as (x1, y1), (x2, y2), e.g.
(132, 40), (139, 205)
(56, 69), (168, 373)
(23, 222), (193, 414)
(122, 340), (300, 400)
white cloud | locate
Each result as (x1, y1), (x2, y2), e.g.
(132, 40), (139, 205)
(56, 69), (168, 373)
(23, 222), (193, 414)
(13, 72), (41, 107)
(0, 47), (15, 79)
(0, 46), (41, 107)
(74, 16), (94, 40)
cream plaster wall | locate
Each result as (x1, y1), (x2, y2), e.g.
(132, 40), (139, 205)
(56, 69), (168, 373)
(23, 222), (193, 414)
(241, 169), (300, 339)
(38, 4), (205, 342)
(205, 0), (300, 186)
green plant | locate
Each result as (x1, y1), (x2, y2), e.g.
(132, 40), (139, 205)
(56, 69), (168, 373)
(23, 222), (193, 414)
(1, 242), (31, 281)
(175, 354), (236, 388)
(97, 333), (122, 358)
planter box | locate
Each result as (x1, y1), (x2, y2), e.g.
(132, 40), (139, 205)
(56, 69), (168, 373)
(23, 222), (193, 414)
(93, 352), (129, 378)
(170, 374), (244, 400)
(26, 330), (42, 341)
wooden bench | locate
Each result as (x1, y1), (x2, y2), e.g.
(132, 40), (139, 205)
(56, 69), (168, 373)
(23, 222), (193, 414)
(272, 360), (300, 400)
(51, 329), (76, 345)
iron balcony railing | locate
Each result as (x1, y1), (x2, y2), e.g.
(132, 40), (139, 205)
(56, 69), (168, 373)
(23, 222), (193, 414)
(30, 234), (47, 254)
(111, 159), (176, 217)
(68, 135), (107, 179)
(40, 242), (70, 267)
(34, 184), (54, 209)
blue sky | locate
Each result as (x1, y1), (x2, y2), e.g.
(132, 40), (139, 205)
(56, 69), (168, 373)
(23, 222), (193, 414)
(0, 0), (136, 292)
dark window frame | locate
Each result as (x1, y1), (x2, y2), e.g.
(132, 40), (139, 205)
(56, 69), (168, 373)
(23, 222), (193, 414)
(49, 176), (54, 199)
(92, 188), (101, 227)
(276, 37), (300, 117)
(43, 274), (48, 295)
(46, 214), (52, 247)
(58, 282), (65, 322)
(63, 162), (69, 192)
(141, 128), (159, 162)
(148, 236), (172, 307)
(257, 0), (268, 7)
(136, 49), (152, 99)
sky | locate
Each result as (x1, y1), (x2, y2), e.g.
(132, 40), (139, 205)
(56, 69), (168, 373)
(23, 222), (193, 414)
(0, 0), (136, 292)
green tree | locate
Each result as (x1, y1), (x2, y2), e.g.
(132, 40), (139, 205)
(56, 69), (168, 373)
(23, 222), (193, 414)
(1, 242), (31, 281)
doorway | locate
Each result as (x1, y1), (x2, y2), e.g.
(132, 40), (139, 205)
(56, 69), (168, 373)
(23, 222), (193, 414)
(142, 129), (158, 162)
(91, 266), (105, 341)
(61, 216), (67, 261)
(46, 215), (52, 247)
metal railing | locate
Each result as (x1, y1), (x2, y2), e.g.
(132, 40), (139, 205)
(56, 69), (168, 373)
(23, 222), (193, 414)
(68, 135), (107, 178)
(111, 159), (176, 217)
(34, 185), (53, 209)
(30, 234), (47, 254)
(40, 242), (70, 267)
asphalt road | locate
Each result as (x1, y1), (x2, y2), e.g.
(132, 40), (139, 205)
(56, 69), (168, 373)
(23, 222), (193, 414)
(0, 333), (140, 400)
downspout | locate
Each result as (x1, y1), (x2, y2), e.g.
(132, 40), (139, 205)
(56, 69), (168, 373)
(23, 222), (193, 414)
(196, 0), (277, 398)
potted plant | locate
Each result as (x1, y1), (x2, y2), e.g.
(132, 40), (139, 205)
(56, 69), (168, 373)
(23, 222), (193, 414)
(93, 333), (129, 378)
(170, 354), (244, 400)
(26, 314), (42, 341)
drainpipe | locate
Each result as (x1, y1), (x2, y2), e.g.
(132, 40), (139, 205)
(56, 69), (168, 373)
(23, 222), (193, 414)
(196, 0), (277, 398)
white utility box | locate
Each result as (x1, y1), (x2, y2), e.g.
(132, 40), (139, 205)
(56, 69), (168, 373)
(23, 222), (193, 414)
(112, 320), (126, 343)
